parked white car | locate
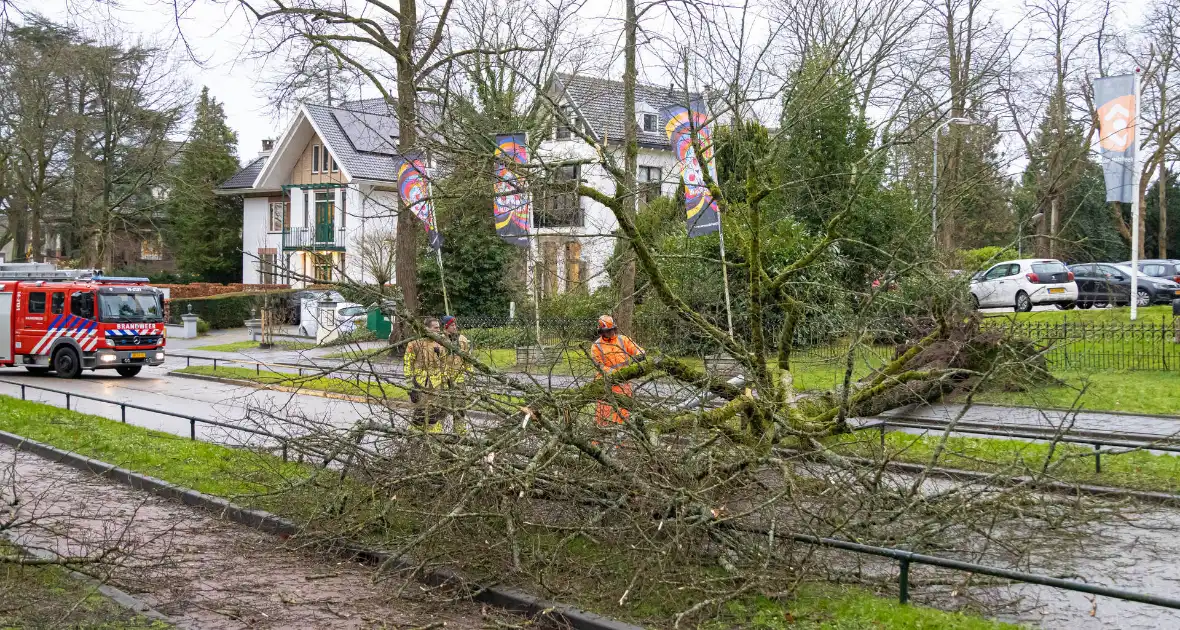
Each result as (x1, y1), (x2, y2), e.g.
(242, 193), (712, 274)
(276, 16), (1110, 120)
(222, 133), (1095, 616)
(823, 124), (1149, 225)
(298, 299), (366, 337)
(970, 259), (1078, 312)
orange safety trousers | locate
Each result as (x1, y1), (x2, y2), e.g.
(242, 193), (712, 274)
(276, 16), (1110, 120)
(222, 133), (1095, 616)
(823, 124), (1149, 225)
(591, 335), (643, 427)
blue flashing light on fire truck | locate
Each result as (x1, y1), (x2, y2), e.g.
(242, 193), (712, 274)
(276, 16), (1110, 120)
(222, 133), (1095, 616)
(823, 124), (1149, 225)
(0, 263), (166, 378)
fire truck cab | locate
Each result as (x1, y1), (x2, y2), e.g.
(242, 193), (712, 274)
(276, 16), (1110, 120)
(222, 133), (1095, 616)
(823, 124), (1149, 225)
(0, 265), (166, 378)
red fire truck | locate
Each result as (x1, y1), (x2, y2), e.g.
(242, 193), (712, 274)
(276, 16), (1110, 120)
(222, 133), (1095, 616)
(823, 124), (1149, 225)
(0, 265), (166, 378)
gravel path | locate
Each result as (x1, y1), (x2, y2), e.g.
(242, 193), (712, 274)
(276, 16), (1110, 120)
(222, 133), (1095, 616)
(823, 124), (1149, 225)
(1, 444), (502, 630)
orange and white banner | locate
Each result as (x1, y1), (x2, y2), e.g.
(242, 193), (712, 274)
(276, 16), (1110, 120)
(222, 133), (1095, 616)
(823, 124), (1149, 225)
(1093, 74), (1137, 203)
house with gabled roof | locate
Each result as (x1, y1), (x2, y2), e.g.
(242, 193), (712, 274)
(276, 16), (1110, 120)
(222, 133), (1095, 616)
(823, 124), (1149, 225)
(535, 73), (702, 295)
(215, 98), (407, 287)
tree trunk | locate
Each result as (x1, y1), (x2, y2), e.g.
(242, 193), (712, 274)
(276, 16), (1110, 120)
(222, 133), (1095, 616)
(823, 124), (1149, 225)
(1048, 195), (1058, 258)
(615, 0), (639, 334)
(393, 0), (420, 347)
(1161, 167), (1168, 259)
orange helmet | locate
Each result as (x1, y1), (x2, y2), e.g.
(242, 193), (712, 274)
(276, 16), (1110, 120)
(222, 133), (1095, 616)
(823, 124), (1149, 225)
(597, 314), (617, 337)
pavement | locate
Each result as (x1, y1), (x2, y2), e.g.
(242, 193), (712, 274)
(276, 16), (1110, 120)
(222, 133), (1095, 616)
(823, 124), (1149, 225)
(1, 443), (501, 630)
(879, 401), (1180, 441)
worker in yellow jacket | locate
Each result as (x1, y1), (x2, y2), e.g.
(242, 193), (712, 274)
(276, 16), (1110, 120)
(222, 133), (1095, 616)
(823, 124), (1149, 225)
(403, 317), (447, 432)
(441, 315), (472, 434)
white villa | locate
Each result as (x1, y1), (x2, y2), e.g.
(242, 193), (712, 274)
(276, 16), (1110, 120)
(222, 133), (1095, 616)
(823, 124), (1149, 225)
(215, 98), (402, 286)
(218, 75), (701, 294)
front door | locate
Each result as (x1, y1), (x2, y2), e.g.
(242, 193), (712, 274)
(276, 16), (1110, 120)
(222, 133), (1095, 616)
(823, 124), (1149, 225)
(314, 191), (335, 244)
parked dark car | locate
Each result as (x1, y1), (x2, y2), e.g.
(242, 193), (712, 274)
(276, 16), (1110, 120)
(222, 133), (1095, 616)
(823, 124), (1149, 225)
(285, 289), (345, 324)
(1068, 263), (1132, 308)
(1121, 259), (1180, 284)
(1083, 262), (1180, 307)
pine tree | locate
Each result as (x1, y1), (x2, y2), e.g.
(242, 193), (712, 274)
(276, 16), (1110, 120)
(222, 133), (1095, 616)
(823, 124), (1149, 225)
(165, 87), (241, 282)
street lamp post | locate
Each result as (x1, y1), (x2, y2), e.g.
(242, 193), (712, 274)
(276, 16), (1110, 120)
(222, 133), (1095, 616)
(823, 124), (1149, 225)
(932, 117), (982, 245)
(1018, 212), (1045, 257)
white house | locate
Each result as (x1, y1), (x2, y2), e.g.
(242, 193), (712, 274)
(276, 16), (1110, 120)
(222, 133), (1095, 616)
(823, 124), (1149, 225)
(534, 73), (699, 295)
(216, 98), (403, 287)
(219, 77), (699, 295)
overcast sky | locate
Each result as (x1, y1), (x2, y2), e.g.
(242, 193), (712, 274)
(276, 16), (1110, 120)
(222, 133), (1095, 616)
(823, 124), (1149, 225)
(30, 0), (1145, 178)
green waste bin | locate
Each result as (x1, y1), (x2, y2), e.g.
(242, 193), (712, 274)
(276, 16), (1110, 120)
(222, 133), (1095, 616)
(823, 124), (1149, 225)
(367, 306), (392, 338)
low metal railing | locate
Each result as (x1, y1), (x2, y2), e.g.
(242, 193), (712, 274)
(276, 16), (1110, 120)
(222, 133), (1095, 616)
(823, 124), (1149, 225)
(859, 418), (1180, 476)
(786, 532), (1180, 609)
(0, 378), (294, 461)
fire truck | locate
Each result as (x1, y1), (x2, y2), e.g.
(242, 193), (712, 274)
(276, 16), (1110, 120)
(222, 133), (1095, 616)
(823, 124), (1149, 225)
(0, 264), (166, 378)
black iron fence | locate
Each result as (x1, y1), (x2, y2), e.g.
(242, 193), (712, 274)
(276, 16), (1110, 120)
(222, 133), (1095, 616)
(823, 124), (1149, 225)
(457, 315), (901, 364)
(982, 317), (1180, 371)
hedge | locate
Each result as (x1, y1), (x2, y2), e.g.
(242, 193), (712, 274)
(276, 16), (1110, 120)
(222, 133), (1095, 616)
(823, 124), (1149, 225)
(168, 289), (295, 330)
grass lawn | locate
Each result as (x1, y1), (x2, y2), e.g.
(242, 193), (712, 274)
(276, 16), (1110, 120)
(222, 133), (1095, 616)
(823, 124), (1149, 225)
(191, 340), (319, 353)
(0, 395), (1018, 629)
(973, 370), (1180, 417)
(829, 429), (1180, 494)
(988, 304), (1175, 324)
(175, 365), (408, 400)
(0, 541), (171, 630)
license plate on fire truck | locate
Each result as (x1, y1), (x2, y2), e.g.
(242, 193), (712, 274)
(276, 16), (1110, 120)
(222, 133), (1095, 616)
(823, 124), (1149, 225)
(131, 352), (146, 359)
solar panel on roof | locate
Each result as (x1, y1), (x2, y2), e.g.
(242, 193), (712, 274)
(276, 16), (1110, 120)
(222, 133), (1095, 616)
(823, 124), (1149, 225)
(332, 110), (399, 155)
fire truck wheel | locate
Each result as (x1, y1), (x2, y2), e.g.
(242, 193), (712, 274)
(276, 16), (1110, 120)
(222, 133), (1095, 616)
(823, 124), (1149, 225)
(52, 347), (82, 379)
(115, 366), (141, 378)
(24, 366), (50, 375)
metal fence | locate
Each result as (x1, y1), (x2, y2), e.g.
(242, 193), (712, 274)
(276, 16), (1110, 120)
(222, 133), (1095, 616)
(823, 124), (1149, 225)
(456, 314), (902, 363)
(982, 317), (1180, 371)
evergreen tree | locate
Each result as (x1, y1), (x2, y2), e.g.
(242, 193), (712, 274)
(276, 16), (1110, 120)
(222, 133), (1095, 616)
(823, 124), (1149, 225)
(1146, 168), (1180, 259)
(165, 87), (241, 282)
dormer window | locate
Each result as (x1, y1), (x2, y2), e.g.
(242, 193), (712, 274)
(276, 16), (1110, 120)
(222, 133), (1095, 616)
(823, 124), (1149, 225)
(642, 113), (658, 133)
(556, 105), (577, 140)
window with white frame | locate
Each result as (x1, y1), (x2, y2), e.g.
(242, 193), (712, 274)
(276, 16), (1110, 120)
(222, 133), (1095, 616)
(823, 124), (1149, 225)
(638, 165), (663, 204)
(268, 200), (286, 232)
(555, 105), (577, 140)
(329, 151), (339, 173)
(642, 113), (658, 133)
(312, 145), (321, 173)
(140, 235), (164, 261)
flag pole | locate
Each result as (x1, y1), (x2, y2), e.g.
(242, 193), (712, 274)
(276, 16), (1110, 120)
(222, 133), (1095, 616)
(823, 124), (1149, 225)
(435, 247), (451, 316)
(529, 201), (542, 346)
(717, 218), (735, 339)
(425, 172), (450, 316)
(1131, 68), (1142, 322)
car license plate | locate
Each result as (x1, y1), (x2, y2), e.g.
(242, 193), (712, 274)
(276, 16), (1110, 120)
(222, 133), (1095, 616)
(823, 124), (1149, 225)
(1048, 287), (1065, 294)
(131, 352), (146, 359)
(1174, 290), (1180, 296)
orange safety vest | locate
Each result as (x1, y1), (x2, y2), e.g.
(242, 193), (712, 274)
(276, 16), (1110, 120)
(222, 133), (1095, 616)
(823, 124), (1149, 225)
(591, 335), (643, 374)
(591, 335), (643, 426)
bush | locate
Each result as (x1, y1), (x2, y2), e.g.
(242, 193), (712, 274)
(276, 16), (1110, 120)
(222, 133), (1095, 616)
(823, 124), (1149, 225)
(465, 326), (531, 349)
(955, 246), (1017, 273)
(196, 318), (211, 335)
(169, 289), (294, 329)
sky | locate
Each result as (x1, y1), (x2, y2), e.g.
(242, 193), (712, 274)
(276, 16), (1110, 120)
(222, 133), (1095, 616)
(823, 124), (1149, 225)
(31, 0), (631, 165)
(28, 0), (1147, 180)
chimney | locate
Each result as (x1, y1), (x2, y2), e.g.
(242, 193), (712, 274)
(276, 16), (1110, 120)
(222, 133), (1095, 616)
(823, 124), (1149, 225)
(260, 138), (274, 157)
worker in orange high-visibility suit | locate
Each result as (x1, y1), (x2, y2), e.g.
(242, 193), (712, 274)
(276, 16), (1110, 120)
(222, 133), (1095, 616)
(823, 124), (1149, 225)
(590, 315), (646, 427)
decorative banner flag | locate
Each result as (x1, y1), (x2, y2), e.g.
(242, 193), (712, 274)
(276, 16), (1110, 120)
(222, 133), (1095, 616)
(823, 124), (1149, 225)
(396, 153), (443, 250)
(493, 133), (531, 247)
(663, 105), (720, 237)
(1093, 74), (1137, 203)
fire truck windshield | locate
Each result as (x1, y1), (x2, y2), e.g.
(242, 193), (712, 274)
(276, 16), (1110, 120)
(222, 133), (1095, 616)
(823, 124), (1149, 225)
(97, 293), (163, 322)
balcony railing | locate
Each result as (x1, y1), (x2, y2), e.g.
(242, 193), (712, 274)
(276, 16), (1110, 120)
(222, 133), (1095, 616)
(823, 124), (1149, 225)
(282, 226), (347, 251)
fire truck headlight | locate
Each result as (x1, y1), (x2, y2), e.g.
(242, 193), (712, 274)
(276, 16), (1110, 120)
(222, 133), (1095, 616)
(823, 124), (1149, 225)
(99, 353), (116, 363)
(154, 352), (164, 361)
